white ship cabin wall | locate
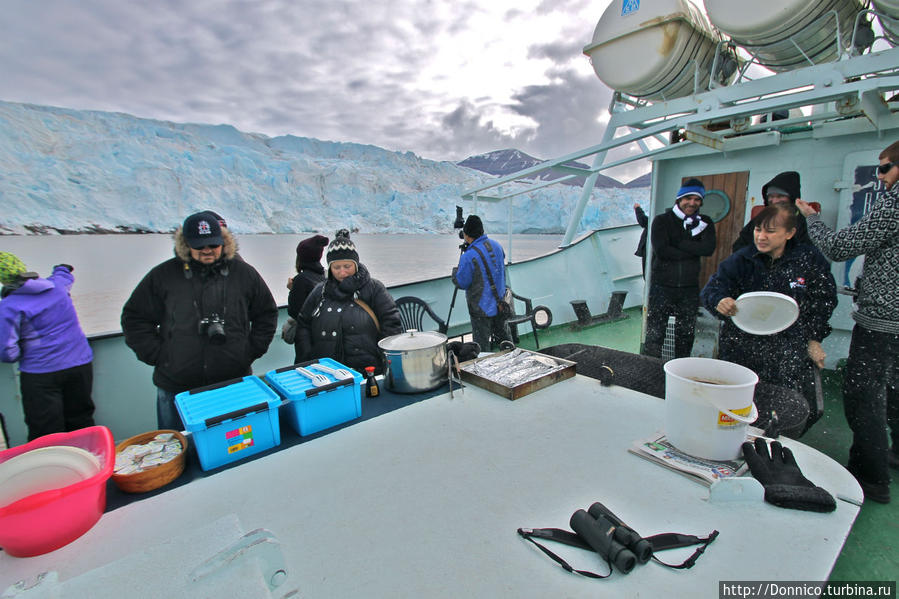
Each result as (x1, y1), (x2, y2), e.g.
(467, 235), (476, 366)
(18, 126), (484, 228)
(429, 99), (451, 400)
(647, 124), (899, 367)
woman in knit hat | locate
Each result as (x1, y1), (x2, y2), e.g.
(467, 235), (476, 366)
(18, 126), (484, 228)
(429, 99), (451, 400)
(0, 252), (95, 440)
(285, 234), (329, 362)
(295, 230), (402, 374)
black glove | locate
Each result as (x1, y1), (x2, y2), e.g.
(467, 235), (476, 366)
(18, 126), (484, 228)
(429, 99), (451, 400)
(742, 438), (836, 513)
(54, 263), (74, 272)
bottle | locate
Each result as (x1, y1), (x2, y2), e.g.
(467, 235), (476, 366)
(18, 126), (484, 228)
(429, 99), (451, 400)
(365, 366), (380, 398)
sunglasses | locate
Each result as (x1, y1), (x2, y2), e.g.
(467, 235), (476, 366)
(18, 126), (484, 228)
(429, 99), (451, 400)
(877, 162), (896, 175)
(198, 244), (221, 250)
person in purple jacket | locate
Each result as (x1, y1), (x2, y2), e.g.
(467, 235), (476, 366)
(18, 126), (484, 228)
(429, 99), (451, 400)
(0, 252), (94, 441)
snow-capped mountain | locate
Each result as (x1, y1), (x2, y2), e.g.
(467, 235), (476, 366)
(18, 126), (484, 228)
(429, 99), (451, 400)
(458, 149), (625, 189)
(0, 101), (648, 236)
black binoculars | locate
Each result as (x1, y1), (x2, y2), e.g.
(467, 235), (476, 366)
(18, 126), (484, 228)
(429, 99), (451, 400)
(568, 502), (653, 574)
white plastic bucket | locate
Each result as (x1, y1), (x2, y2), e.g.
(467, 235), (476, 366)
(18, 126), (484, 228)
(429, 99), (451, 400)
(664, 358), (759, 461)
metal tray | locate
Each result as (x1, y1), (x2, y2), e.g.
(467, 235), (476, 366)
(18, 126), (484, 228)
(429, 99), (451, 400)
(458, 349), (575, 400)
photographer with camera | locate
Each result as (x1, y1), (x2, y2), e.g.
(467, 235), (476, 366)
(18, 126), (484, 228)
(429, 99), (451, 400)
(122, 212), (277, 430)
(451, 214), (511, 350)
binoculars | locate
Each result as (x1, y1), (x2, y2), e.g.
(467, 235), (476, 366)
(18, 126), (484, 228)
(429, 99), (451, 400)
(569, 502), (653, 574)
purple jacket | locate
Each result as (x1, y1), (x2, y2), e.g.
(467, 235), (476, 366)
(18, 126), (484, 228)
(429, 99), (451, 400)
(0, 266), (92, 373)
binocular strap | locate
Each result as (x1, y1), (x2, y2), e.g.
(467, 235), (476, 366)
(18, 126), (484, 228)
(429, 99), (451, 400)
(517, 526), (719, 579)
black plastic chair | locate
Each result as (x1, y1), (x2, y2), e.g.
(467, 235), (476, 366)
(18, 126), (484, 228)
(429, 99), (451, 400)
(394, 296), (448, 334)
(505, 290), (552, 349)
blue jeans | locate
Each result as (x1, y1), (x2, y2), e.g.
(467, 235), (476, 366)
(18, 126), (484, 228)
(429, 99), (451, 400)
(156, 387), (185, 431)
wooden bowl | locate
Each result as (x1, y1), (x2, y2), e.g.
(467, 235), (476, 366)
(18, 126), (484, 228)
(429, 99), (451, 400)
(111, 429), (188, 493)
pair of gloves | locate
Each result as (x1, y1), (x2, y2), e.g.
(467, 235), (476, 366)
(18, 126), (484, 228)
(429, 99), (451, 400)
(742, 438), (836, 512)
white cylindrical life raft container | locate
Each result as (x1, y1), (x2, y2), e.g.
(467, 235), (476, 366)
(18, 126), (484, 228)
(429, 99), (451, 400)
(873, 0), (899, 45)
(705, 0), (865, 72)
(583, 0), (727, 101)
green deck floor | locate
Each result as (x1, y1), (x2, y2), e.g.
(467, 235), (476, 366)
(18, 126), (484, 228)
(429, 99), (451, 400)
(513, 307), (898, 581)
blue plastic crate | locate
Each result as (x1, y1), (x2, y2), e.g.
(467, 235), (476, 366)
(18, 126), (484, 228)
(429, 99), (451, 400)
(175, 376), (281, 471)
(265, 358), (362, 436)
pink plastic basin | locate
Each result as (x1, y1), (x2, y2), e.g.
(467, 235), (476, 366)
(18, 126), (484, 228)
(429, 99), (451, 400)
(0, 426), (115, 557)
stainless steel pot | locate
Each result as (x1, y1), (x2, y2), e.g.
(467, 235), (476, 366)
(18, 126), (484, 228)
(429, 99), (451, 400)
(378, 329), (447, 394)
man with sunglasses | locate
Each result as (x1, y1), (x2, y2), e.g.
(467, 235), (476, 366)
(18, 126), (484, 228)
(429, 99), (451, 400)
(797, 142), (899, 504)
(122, 212), (278, 430)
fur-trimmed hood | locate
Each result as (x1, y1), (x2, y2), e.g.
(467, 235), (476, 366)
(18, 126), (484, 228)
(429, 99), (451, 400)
(173, 226), (238, 262)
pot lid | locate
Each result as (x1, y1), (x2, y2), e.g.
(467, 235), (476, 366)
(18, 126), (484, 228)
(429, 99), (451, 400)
(378, 329), (446, 351)
(731, 291), (799, 335)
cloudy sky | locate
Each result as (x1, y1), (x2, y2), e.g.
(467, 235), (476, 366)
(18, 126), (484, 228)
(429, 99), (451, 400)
(0, 0), (648, 177)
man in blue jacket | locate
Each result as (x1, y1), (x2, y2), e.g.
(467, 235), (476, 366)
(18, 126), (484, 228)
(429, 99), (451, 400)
(452, 215), (511, 350)
(0, 252), (94, 441)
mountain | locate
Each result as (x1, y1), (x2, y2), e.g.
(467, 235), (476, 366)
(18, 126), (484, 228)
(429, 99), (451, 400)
(457, 149), (625, 188)
(0, 101), (648, 236)
(624, 172), (652, 188)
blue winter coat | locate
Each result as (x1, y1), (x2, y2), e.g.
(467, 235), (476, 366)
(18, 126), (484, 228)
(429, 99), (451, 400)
(0, 266), (92, 373)
(453, 236), (506, 318)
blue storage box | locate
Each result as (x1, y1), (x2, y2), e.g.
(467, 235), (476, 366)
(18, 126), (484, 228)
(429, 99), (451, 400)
(175, 376), (281, 471)
(265, 358), (363, 436)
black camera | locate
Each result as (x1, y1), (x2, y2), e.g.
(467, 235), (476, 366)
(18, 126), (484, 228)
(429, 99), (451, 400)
(198, 313), (226, 344)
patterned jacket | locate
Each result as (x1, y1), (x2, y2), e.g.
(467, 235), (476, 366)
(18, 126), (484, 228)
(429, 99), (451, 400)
(805, 185), (899, 334)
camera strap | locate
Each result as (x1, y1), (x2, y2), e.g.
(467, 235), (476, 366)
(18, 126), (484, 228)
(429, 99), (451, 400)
(517, 525), (718, 579)
(469, 243), (505, 309)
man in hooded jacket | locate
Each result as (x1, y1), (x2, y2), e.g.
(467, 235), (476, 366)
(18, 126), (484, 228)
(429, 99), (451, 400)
(732, 171), (810, 253)
(121, 212), (278, 430)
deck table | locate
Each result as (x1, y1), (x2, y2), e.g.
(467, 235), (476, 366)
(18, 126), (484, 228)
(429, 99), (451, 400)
(0, 374), (862, 597)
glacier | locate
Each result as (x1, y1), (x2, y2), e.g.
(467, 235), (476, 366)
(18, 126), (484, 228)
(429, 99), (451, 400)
(0, 100), (648, 236)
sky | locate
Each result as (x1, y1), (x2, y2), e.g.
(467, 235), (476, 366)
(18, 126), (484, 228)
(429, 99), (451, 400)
(0, 0), (648, 178)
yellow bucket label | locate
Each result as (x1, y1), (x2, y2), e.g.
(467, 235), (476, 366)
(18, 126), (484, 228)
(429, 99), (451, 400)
(718, 405), (752, 428)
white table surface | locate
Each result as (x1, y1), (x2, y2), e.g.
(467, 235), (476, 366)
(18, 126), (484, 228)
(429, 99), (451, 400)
(0, 375), (862, 598)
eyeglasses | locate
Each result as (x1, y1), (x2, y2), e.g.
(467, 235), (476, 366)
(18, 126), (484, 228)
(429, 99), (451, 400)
(877, 162), (896, 175)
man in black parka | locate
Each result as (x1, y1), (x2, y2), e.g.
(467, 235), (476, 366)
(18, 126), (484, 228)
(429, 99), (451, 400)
(732, 171), (810, 253)
(121, 212), (278, 430)
(643, 178), (716, 359)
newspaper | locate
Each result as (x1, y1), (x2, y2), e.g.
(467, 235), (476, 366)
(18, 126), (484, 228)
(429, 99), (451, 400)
(628, 433), (749, 486)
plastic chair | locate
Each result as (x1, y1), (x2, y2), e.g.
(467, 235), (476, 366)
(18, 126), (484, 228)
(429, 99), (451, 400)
(394, 296), (448, 334)
(505, 290), (553, 349)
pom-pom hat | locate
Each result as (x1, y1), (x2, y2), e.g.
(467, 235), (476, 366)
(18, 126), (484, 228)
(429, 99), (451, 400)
(327, 229), (359, 266)
(0, 252), (27, 285)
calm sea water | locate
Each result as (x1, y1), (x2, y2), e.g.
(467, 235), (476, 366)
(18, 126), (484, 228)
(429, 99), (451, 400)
(2, 233), (563, 335)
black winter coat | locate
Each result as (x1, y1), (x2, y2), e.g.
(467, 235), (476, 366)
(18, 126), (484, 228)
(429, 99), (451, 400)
(287, 263), (326, 319)
(700, 241), (837, 385)
(296, 264), (402, 374)
(121, 239), (278, 393)
(650, 209), (716, 288)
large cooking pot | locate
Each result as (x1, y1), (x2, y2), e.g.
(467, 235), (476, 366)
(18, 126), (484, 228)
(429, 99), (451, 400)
(378, 329), (447, 394)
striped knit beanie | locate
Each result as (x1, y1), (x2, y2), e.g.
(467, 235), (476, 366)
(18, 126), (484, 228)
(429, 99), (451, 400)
(326, 229), (359, 267)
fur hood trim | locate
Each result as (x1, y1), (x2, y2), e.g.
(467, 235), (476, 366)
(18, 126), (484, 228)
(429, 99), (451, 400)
(173, 226), (237, 262)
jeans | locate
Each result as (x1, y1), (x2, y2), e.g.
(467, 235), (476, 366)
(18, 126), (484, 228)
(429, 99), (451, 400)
(20, 362), (94, 441)
(643, 284), (699, 359)
(470, 315), (511, 351)
(843, 325), (899, 485)
(157, 387), (185, 431)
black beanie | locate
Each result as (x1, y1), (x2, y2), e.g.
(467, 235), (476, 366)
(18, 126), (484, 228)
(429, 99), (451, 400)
(296, 234), (329, 264)
(463, 215), (484, 239)
(326, 229), (359, 266)
(762, 171), (801, 205)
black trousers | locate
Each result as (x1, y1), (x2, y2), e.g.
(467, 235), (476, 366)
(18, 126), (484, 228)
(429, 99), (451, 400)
(843, 325), (899, 485)
(20, 362), (95, 441)
(643, 284), (699, 359)
(470, 314), (511, 351)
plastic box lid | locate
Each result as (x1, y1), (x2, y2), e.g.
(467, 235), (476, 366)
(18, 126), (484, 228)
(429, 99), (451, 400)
(175, 376), (281, 433)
